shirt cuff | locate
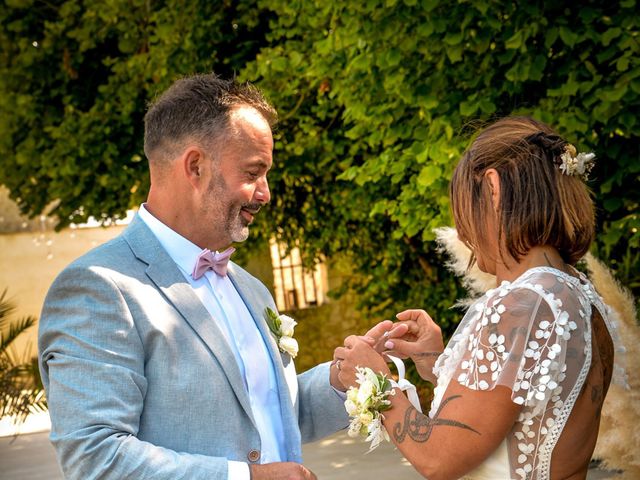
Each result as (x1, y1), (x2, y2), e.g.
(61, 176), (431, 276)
(228, 460), (251, 480)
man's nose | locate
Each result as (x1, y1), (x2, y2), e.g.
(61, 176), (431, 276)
(255, 177), (270, 204)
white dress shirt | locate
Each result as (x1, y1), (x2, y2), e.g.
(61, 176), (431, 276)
(138, 205), (285, 479)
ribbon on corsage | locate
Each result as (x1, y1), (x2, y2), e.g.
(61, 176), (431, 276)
(386, 355), (422, 413)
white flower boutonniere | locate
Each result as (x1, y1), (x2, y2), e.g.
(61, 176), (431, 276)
(345, 366), (395, 452)
(264, 307), (299, 358)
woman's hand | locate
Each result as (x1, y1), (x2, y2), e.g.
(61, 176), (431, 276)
(362, 320), (410, 354)
(331, 320), (408, 389)
(383, 309), (444, 383)
(334, 335), (391, 389)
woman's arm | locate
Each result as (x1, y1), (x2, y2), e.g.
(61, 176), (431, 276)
(336, 337), (520, 480)
(383, 380), (519, 480)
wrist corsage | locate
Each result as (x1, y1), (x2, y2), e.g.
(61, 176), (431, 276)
(264, 307), (299, 358)
(344, 366), (395, 452)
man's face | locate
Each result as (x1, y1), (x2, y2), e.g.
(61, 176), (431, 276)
(201, 106), (273, 248)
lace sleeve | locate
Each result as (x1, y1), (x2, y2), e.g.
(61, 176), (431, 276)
(431, 270), (598, 480)
(453, 282), (585, 413)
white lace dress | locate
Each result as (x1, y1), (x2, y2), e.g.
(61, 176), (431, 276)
(429, 267), (626, 480)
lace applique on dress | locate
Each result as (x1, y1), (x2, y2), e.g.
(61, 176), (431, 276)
(429, 267), (618, 480)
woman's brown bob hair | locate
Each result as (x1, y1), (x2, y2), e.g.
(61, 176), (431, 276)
(450, 116), (595, 267)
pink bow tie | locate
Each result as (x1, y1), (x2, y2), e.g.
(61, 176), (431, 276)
(192, 247), (236, 279)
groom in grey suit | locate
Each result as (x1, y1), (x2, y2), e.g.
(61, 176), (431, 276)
(38, 74), (348, 479)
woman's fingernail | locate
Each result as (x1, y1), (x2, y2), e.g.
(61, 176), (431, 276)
(385, 341), (394, 349)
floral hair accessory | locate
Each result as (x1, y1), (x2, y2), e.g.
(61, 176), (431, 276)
(345, 366), (395, 452)
(559, 144), (596, 181)
(264, 307), (298, 358)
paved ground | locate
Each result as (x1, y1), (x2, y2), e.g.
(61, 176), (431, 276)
(0, 429), (620, 479)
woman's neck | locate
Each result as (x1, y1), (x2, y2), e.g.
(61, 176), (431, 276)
(495, 246), (569, 284)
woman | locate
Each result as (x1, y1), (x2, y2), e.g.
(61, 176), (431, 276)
(334, 117), (623, 480)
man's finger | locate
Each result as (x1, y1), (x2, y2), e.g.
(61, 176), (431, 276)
(302, 465), (318, 480)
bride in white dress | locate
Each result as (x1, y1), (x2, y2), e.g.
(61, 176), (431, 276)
(334, 117), (626, 480)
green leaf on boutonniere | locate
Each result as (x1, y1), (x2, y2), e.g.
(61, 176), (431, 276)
(264, 307), (282, 339)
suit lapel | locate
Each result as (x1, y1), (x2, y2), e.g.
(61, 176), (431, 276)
(228, 264), (302, 460)
(122, 217), (256, 425)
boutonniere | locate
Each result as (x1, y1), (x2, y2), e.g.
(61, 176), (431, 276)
(264, 307), (299, 358)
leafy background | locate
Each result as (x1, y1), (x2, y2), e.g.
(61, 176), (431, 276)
(1, 0), (638, 354)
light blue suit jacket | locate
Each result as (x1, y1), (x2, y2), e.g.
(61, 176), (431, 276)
(38, 216), (348, 479)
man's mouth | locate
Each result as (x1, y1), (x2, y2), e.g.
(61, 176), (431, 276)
(240, 206), (260, 224)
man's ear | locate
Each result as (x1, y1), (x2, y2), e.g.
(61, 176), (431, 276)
(181, 146), (207, 188)
(484, 168), (501, 211)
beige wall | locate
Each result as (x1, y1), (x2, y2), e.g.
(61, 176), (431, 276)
(0, 226), (127, 359)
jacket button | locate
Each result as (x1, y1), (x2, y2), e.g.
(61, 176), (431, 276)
(247, 449), (260, 462)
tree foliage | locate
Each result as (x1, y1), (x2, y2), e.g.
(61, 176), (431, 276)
(0, 0), (268, 225)
(1, 0), (638, 331)
(244, 0), (640, 321)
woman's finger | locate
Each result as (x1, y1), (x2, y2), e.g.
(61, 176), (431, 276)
(370, 323), (409, 352)
(396, 309), (433, 325)
(364, 320), (394, 341)
(382, 337), (424, 357)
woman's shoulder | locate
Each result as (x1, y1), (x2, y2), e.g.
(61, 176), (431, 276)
(464, 267), (594, 336)
(489, 266), (588, 306)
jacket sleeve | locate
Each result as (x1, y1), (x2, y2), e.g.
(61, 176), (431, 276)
(296, 362), (349, 443)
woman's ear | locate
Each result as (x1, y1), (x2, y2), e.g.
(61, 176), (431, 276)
(485, 168), (501, 212)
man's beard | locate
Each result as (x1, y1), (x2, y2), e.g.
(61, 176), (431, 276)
(227, 203), (262, 243)
(227, 206), (250, 243)
(205, 172), (261, 245)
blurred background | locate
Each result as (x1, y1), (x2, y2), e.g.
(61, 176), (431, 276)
(0, 0), (638, 476)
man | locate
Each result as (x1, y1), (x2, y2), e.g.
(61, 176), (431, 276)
(38, 74), (348, 480)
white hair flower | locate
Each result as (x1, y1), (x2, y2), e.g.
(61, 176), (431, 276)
(559, 144), (596, 180)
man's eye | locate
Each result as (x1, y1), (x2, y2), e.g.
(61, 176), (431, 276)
(247, 171), (259, 179)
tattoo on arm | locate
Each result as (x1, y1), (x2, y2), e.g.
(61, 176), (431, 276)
(413, 351), (441, 358)
(392, 395), (480, 444)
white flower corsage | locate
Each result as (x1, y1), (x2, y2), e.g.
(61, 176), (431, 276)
(264, 307), (299, 358)
(345, 366), (395, 452)
(559, 144), (595, 181)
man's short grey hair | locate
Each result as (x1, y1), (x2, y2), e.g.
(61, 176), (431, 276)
(143, 73), (277, 163)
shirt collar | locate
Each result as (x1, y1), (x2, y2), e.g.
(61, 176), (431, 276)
(137, 203), (202, 277)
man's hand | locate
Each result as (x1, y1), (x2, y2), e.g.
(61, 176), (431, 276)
(329, 356), (347, 392)
(250, 462), (317, 480)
